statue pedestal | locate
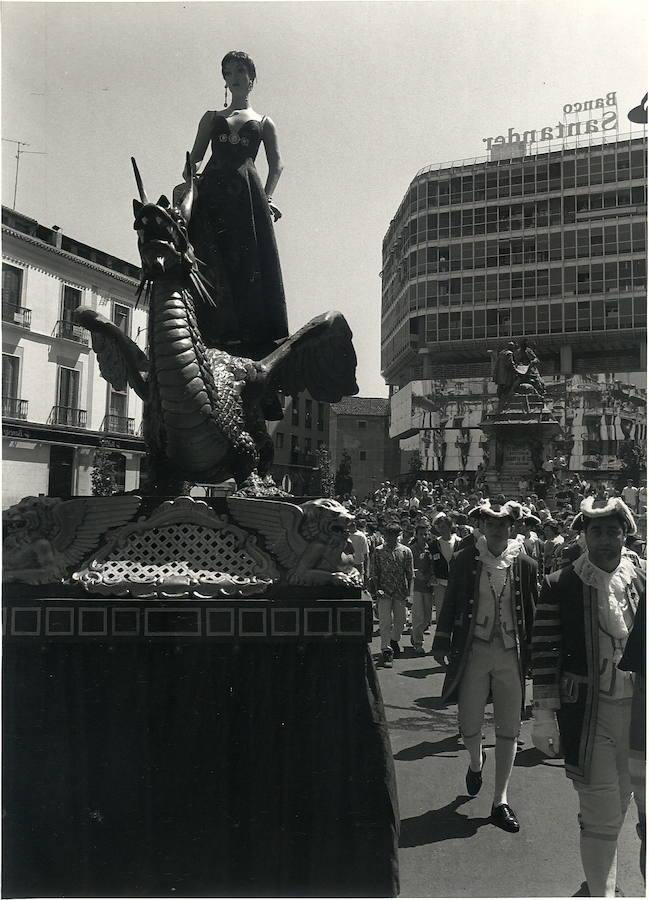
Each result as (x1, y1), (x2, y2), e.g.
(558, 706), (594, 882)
(2, 496), (399, 897)
(480, 395), (561, 497)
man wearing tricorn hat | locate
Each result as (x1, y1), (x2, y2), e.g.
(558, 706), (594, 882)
(432, 500), (538, 833)
(532, 496), (644, 897)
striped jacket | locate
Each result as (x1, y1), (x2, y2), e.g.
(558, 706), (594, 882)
(532, 563), (644, 782)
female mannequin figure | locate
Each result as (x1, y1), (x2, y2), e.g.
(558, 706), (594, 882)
(183, 51), (288, 354)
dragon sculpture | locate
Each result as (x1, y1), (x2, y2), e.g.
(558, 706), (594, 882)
(73, 157), (358, 493)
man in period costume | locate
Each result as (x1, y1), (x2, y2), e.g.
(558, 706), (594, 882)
(532, 497), (643, 897)
(432, 501), (538, 833)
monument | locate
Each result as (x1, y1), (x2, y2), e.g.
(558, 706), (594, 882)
(2, 156), (399, 894)
(481, 339), (561, 496)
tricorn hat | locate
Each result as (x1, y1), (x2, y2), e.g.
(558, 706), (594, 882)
(480, 500), (523, 521)
(468, 500), (491, 520)
(521, 506), (541, 527)
(571, 496), (637, 535)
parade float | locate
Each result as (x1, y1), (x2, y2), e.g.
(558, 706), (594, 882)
(2, 155), (399, 897)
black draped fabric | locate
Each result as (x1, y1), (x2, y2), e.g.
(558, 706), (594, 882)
(189, 114), (289, 350)
(3, 638), (399, 898)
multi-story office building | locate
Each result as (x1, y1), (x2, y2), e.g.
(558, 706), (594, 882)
(2, 207), (146, 508)
(382, 130), (647, 478)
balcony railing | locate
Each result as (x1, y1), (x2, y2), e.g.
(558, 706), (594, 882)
(2, 303), (32, 329)
(49, 406), (87, 428)
(2, 397), (28, 419)
(289, 451), (317, 468)
(54, 319), (89, 345)
(101, 414), (135, 435)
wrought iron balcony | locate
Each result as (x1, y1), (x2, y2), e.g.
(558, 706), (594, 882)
(2, 303), (32, 329)
(101, 414), (135, 435)
(54, 319), (89, 345)
(2, 397), (28, 419)
(49, 406), (87, 428)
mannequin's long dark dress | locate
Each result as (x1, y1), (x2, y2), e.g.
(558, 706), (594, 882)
(189, 113), (289, 350)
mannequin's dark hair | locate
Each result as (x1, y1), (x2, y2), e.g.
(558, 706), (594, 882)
(222, 51), (257, 85)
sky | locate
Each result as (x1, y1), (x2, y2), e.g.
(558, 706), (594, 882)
(2, 0), (647, 397)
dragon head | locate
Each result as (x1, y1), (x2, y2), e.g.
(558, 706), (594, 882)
(131, 155), (215, 308)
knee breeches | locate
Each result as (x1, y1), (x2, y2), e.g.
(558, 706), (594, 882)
(458, 638), (522, 740)
(573, 697), (632, 843)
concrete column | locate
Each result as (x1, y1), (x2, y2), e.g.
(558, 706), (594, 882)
(559, 345), (573, 375)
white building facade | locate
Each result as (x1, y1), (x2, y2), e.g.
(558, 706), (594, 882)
(2, 207), (147, 509)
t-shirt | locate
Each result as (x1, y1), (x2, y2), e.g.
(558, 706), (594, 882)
(350, 530), (369, 569)
(622, 486), (639, 508)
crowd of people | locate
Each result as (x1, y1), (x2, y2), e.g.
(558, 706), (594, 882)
(338, 476), (646, 898)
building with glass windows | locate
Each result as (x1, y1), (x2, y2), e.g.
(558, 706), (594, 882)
(382, 132), (647, 479)
(2, 206), (147, 509)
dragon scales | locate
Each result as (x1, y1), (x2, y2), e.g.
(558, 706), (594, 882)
(74, 157), (359, 494)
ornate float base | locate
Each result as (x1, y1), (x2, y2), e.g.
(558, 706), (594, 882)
(2, 495), (399, 898)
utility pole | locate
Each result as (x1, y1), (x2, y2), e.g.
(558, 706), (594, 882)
(2, 138), (46, 209)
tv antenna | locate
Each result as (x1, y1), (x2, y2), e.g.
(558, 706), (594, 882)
(2, 139), (46, 209)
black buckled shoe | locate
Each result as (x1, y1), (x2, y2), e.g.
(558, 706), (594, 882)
(390, 640), (402, 658)
(465, 750), (486, 797)
(491, 803), (520, 833)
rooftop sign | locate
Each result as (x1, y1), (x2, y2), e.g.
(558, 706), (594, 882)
(482, 92), (618, 152)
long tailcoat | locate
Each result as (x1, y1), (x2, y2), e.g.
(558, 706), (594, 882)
(432, 543), (538, 707)
(532, 563), (644, 783)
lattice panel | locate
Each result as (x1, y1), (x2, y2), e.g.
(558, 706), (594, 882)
(99, 524), (262, 583)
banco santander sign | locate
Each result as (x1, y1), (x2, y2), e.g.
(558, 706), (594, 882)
(482, 92), (618, 151)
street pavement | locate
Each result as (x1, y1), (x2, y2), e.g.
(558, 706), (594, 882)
(371, 624), (645, 898)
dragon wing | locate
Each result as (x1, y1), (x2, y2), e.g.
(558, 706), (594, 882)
(52, 495), (143, 570)
(260, 310), (359, 402)
(74, 307), (149, 399)
(227, 497), (306, 570)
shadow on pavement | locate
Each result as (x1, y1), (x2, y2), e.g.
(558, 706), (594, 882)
(399, 665), (445, 678)
(399, 796), (492, 847)
(394, 734), (463, 761)
(514, 747), (549, 768)
(413, 696), (449, 711)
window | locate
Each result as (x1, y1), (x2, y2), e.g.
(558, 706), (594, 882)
(358, 420), (367, 430)
(305, 398), (312, 429)
(317, 403), (325, 431)
(62, 285), (82, 320)
(291, 397), (299, 426)
(275, 432), (284, 450)
(58, 367), (79, 409)
(3, 365), (25, 416)
(2, 264), (23, 307)
(112, 302), (130, 335)
(107, 389), (129, 432)
(359, 450), (367, 461)
(56, 367), (81, 425)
